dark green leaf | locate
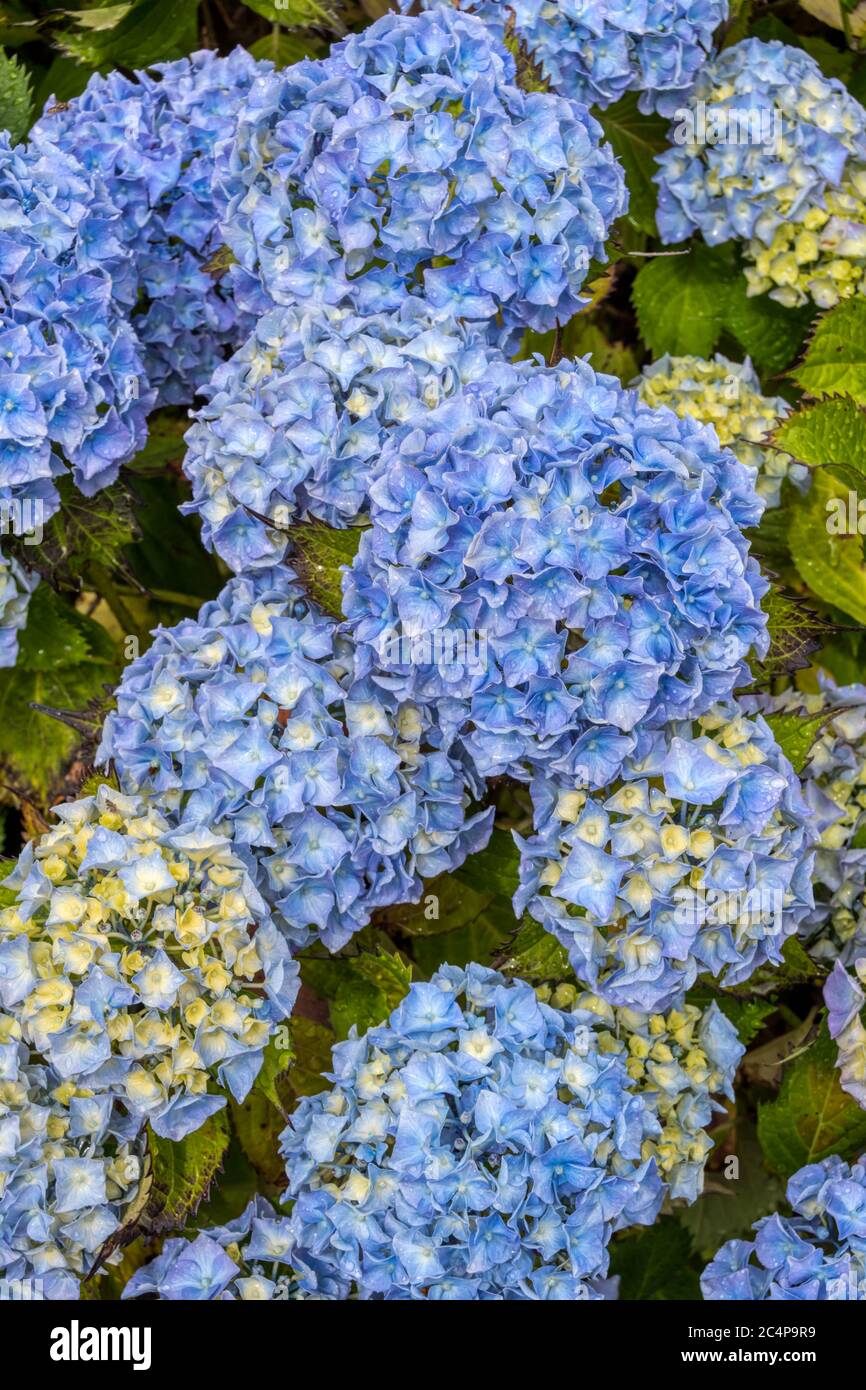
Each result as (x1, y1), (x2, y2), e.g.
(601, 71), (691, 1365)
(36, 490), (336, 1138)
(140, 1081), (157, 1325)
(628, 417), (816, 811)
(792, 297), (866, 402)
(288, 522), (364, 618)
(749, 589), (826, 685)
(609, 1217), (701, 1300)
(758, 1023), (866, 1177)
(142, 1111), (232, 1235)
(495, 915), (574, 985)
(56, 0), (198, 69)
(0, 47), (31, 142)
(596, 93), (667, 236)
(633, 243), (737, 358)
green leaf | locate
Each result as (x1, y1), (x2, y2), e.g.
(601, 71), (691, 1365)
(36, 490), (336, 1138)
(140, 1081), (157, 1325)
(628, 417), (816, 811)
(252, 1033), (293, 1111)
(758, 1023), (866, 1178)
(453, 828), (520, 900)
(242, 0), (330, 23)
(56, 0), (198, 69)
(0, 47), (31, 142)
(230, 1091), (286, 1192)
(764, 706), (842, 773)
(789, 469), (866, 625)
(40, 476), (137, 587)
(0, 586), (119, 797)
(792, 298), (866, 402)
(596, 93), (667, 236)
(280, 1017), (333, 1100)
(305, 948), (411, 1041)
(633, 243), (736, 357)
(774, 395), (866, 488)
(249, 27), (327, 66)
(609, 1217), (701, 1300)
(143, 1111), (231, 1235)
(496, 915), (574, 985)
(750, 589), (826, 686)
(288, 522), (364, 619)
(521, 317), (638, 383)
(31, 55), (93, 113)
(722, 280), (815, 376)
(688, 989), (776, 1047)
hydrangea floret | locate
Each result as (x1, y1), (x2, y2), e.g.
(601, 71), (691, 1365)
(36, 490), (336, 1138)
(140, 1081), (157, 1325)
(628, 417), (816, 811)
(825, 957), (866, 1111)
(0, 553), (37, 668)
(32, 50), (269, 405)
(342, 356), (769, 783)
(181, 300), (504, 573)
(0, 1014), (145, 1299)
(0, 784), (299, 1141)
(280, 963), (665, 1300)
(0, 133), (151, 505)
(121, 1196), (308, 1301)
(635, 353), (806, 510)
(550, 988), (744, 1202)
(654, 39), (866, 309)
(747, 682), (866, 966)
(97, 566), (493, 953)
(702, 1154), (866, 1299)
(217, 8), (627, 341)
(515, 704), (815, 1011)
(400, 0), (727, 116)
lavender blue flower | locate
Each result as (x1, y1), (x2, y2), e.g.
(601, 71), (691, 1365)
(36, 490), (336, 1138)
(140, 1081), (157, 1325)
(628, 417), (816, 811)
(122, 1197), (310, 1301)
(702, 1154), (866, 1299)
(280, 963), (664, 1300)
(515, 704), (815, 1011)
(32, 50), (269, 405)
(181, 300), (505, 573)
(635, 354), (807, 511)
(0, 134), (152, 506)
(97, 565), (493, 954)
(217, 8), (627, 341)
(0, 784), (299, 1141)
(661, 39), (866, 308)
(746, 682), (866, 966)
(0, 1014), (145, 1299)
(342, 355), (769, 784)
(825, 958), (866, 1112)
(401, 0), (727, 116)
(554, 989), (744, 1202)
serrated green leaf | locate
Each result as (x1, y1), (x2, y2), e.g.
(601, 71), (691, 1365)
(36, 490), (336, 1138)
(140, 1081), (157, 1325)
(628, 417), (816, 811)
(596, 93), (667, 236)
(633, 243), (736, 358)
(253, 1033), (294, 1111)
(764, 706), (842, 773)
(56, 0), (198, 68)
(143, 1111), (231, 1235)
(0, 587), (119, 797)
(279, 1017), (334, 1100)
(288, 522), (364, 619)
(774, 396), (866, 490)
(41, 476), (137, 588)
(789, 469), (866, 624)
(0, 47), (31, 142)
(792, 297), (866, 402)
(758, 1023), (866, 1177)
(496, 915), (574, 984)
(609, 1217), (701, 1300)
(749, 589), (826, 685)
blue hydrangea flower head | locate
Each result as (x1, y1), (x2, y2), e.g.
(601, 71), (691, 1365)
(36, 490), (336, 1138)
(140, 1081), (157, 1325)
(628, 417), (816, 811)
(702, 1154), (866, 1299)
(97, 565), (493, 954)
(342, 355), (769, 784)
(217, 8), (627, 340)
(747, 681), (866, 966)
(280, 963), (665, 1299)
(122, 1197), (310, 1300)
(0, 1016), (146, 1299)
(401, 0), (727, 116)
(635, 353), (808, 511)
(516, 703), (815, 1011)
(181, 299), (505, 572)
(559, 989), (743, 1202)
(0, 783), (299, 1141)
(32, 50), (270, 405)
(0, 133), (152, 506)
(655, 39), (866, 259)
